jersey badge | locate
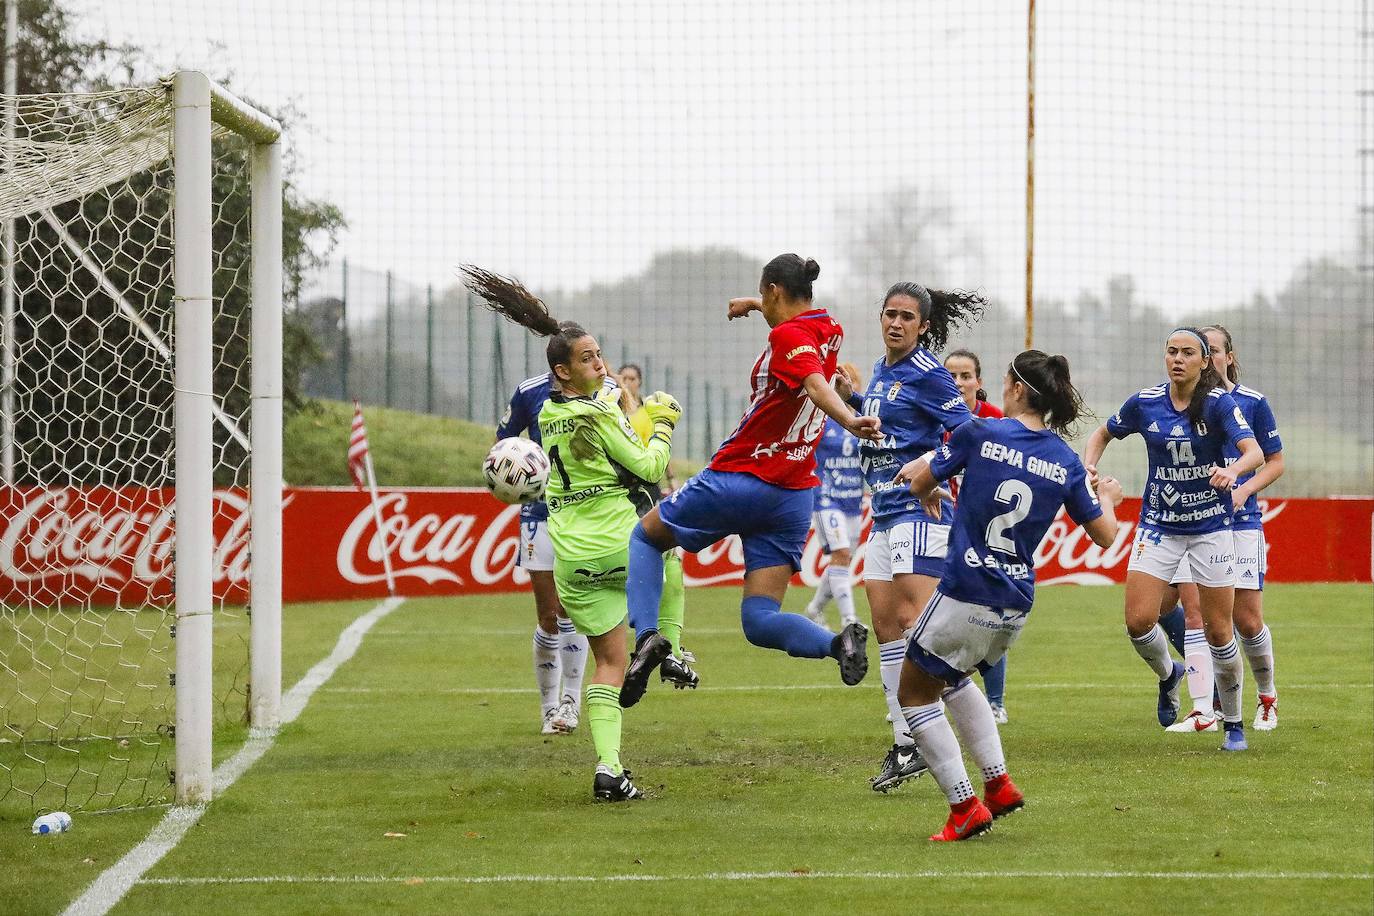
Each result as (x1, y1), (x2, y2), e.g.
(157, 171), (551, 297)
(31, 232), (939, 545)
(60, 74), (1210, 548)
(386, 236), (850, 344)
(887, 381), (902, 401)
(1170, 424), (1185, 437)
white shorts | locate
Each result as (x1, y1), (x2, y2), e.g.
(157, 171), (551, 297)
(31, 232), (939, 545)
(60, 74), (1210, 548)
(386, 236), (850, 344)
(1171, 528), (1264, 591)
(864, 521), (949, 581)
(1131, 527), (1235, 588)
(518, 518), (555, 572)
(813, 509), (863, 554)
(908, 589), (1028, 684)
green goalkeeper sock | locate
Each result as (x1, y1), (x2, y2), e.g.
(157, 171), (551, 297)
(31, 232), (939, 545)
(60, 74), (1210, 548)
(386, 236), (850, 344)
(657, 551), (686, 656)
(585, 683), (623, 774)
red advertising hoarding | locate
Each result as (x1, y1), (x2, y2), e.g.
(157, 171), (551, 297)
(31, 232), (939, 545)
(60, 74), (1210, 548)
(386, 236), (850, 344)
(0, 486), (1368, 605)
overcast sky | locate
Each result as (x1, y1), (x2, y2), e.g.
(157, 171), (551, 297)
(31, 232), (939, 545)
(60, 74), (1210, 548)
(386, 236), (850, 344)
(72, 0), (1362, 318)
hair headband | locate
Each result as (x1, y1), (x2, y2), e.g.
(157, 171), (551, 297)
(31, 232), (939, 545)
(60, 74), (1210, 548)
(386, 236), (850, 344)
(1010, 358), (1041, 397)
(1168, 328), (1210, 354)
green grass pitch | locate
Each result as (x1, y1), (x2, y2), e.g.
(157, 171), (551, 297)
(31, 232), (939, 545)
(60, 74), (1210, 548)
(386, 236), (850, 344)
(2, 583), (1370, 914)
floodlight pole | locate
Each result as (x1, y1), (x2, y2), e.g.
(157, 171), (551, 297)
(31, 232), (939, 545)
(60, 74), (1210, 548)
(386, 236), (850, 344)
(1025, 0), (1036, 351)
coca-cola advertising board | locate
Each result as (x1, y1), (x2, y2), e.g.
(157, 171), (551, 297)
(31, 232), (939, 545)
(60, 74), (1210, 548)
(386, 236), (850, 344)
(0, 486), (1369, 605)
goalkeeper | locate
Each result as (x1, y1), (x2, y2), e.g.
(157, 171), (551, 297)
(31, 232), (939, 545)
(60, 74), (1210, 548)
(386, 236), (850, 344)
(464, 266), (680, 802)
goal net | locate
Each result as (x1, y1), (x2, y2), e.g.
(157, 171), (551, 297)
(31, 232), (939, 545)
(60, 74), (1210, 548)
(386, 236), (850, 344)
(0, 72), (282, 815)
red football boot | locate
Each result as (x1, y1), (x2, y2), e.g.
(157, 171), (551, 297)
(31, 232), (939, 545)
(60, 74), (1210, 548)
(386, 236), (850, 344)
(929, 798), (994, 842)
(983, 774), (1025, 819)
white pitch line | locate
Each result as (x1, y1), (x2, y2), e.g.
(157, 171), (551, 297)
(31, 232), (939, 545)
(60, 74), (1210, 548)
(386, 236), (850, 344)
(136, 868), (1373, 886)
(320, 682), (1373, 695)
(63, 596), (407, 916)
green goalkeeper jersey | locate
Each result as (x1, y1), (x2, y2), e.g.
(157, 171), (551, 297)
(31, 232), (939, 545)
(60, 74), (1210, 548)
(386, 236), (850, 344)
(537, 390), (673, 561)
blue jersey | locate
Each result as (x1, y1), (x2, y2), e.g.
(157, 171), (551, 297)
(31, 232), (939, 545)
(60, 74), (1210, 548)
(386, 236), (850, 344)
(497, 372), (616, 522)
(1226, 385), (1282, 530)
(1106, 383), (1255, 535)
(929, 418), (1102, 610)
(814, 418), (864, 515)
(857, 348), (971, 530)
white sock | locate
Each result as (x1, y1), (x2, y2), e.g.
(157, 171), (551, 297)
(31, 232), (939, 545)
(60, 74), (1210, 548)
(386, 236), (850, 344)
(902, 703), (974, 805)
(557, 617), (588, 706)
(829, 564), (857, 626)
(1129, 625), (1175, 679)
(1183, 628), (1214, 715)
(943, 679), (1007, 782)
(1211, 639), (1244, 723)
(1240, 625), (1276, 697)
(808, 573), (833, 616)
(533, 626), (561, 713)
(879, 639), (915, 746)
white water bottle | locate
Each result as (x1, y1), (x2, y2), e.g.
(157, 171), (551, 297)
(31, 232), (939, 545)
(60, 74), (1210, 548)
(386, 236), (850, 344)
(32, 812), (72, 835)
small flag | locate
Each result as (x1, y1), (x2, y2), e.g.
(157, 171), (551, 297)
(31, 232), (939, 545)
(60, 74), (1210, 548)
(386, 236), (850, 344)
(349, 399), (370, 490)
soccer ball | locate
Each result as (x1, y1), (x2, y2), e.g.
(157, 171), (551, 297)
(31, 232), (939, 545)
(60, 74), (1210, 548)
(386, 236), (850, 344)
(483, 437), (550, 504)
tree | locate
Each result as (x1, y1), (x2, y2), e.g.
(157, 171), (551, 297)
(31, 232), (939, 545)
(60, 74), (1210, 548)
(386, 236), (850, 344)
(1, 0), (343, 484)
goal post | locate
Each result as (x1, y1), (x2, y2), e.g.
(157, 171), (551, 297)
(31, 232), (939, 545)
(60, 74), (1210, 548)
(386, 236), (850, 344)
(0, 70), (283, 812)
(172, 70), (285, 802)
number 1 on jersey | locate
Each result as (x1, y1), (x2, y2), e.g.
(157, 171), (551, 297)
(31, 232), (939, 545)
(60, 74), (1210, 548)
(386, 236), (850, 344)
(548, 444), (572, 489)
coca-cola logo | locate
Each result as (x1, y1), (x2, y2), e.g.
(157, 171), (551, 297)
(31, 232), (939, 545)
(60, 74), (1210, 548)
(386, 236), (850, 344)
(0, 488), (251, 591)
(335, 492), (528, 587)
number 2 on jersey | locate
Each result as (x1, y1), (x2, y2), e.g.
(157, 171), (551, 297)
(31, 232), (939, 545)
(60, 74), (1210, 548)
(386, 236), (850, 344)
(985, 479), (1033, 554)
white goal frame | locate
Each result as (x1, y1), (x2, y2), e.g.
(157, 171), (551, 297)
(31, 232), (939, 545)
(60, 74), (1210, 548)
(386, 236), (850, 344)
(170, 70), (283, 804)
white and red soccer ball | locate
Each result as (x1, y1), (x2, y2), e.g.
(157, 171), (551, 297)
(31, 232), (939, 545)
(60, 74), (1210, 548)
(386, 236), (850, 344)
(482, 437), (550, 505)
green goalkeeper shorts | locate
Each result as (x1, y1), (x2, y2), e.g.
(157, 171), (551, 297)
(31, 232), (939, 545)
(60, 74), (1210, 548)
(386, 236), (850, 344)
(554, 548), (629, 638)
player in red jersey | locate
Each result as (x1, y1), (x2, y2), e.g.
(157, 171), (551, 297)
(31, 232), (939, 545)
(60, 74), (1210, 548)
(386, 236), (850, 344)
(618, 254), (881, 707)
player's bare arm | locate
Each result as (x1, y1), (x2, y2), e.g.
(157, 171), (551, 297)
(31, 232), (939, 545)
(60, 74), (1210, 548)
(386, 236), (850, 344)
(726, 297), (762, 320)
(802, 372), (881, 441)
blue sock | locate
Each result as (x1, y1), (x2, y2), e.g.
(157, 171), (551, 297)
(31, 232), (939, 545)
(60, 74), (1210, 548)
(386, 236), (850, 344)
(626, 523), (665, 638)
(1159, 604), (1187, 657)
(739, 595), (834, 659)
(977, 655), (1007, 706)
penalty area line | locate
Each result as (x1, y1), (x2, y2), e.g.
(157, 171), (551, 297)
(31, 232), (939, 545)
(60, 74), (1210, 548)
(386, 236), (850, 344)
(136, 868), (1374, 886)
(62, 596), (408, 916)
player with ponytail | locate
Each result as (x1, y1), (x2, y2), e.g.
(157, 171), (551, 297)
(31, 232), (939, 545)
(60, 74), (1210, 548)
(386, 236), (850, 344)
(1160, 325), (1285, 733)
(834, 282), (985, 793)
(465, 266), (683, 801)
(892, 350), (1123, 841)
(1083, 328), (1263, 751)
(618, 253), (882, 709)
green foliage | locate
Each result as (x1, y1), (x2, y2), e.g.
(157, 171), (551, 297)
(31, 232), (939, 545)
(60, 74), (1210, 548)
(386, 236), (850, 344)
(284, 399), (495, 487)
(282, 398), (701, 486)
(1, 0), (345, 485)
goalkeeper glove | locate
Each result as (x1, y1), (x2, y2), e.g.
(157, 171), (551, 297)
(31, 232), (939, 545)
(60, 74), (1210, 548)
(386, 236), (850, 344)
(643, 391), (682, 435)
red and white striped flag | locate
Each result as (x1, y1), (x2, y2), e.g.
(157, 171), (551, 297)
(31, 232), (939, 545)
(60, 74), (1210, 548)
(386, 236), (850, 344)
(348, 399), (370, 490)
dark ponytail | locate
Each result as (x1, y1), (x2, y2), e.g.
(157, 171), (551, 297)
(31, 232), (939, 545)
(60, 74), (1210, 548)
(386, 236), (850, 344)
(882, 283), (986, 353)
(461, 265), (590, 372)
(944, 348), (987, 401)
(1009, 349), (1087, 437)
(1170, 326), (1223, 426)
(760, 253), (820, 301)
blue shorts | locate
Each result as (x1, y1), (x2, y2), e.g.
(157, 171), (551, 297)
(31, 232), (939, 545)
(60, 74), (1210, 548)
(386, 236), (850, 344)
(659, 468), (814, 573)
